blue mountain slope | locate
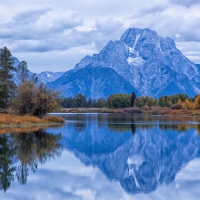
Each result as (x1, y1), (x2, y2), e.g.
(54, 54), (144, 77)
(74, 28), (200, 97)
(48, 66), (138, 99)
(47, 28), (200, 98)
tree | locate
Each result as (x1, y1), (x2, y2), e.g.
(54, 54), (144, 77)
(134, 96), (158, 108)
(17, 61), (29, 84)
(17, 61), (38, 85)
(131, 91), (136, 107)
(11, 81), (36, 115)
(11, 82), (61, 117)
(194, 94), (200, 109)
(33, 83), (61, 117)
(183, 99), (191, 110)
(97, 98), (106, 108)
(61, 97), (73, 108)
(73, 94), (87, 108)
(0, 47), (16, 109)
(107, 94), (131, 108)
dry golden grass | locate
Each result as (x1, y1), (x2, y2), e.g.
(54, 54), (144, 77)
(45, 115), (65, 123)
(0, 114), (65, 127)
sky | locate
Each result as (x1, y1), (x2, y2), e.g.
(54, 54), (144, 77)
(0, 0), (200, 73)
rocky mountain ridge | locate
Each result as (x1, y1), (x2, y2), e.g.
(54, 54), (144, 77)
(12, 27), (200, 99)
(47, 28), (200, 98)
(73, 28), (200, 98)
(36, 71), (65, 83)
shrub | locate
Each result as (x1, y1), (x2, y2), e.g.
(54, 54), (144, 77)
(123, 108), (143, 113)
(171, 103), (182, 109)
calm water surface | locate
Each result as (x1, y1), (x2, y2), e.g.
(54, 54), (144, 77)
(1, 113), (200, 200)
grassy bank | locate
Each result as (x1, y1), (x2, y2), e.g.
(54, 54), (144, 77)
(0, 114), (65, 127)
(0, 124), (64, 135)
(62, 108), (124, 113)
(61, 107), (200, 116)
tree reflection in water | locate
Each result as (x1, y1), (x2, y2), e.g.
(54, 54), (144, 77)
(0, 129), (62, 192)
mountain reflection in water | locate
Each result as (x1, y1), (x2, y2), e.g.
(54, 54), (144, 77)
(0, 129), (62, 192)
(1, 113), (200, 198)
(60, 114), (200, 194)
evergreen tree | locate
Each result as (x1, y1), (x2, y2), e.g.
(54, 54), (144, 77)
(131, 91), (136, 107)
(97, 98), (106, 108)
(17, 61), (29, 84)
(0, 47), (16, 109)
(17, 61), (38, 85)
(61, 97), (73, 108)
(73, 94), (87, 108)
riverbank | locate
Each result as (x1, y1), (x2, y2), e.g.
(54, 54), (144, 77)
(0, 114), (65, 127)
(61, 107), (200, 116)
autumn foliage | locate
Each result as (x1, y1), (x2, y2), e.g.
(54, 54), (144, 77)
(11, 81), (61, 117)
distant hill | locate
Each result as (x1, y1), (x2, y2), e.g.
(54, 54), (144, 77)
(12, 57), (65, 85)
(36, 71), (65, 83)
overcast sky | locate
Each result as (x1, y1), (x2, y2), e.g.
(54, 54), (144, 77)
(0, 0), (200, 73)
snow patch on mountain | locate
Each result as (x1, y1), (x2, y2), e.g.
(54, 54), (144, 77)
(127, 57), (145, 66)
(133, 34), (141, 50)
(37, 71), (65, 83)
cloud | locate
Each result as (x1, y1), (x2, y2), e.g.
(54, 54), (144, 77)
(0, 9), (84, 52)
(12, 8), (50, 25)
(170, 0), (200, 7)
(128, 4), (167, 18)
(2, 148), (200, 200)
(0, 0), (200, 72)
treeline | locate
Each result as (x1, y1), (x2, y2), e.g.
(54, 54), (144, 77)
(61, 92), (136, 108)
(61, 92), (200, 110)
(0, 47), (61, 117)
(61, 94), (107, 108)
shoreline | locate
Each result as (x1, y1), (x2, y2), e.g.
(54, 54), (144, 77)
(60, 107), (200, 117)
(0, 114), (65, 128)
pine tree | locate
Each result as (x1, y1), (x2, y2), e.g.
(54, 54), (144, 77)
(17, 61), (38, 85)
(131, 91), (136, 107)
(0, 47), (16, 109)
(17, 61), (29, 84)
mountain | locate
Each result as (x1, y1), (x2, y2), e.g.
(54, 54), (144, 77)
(48, 66), (137, 99)
(36, 71), (65, 83)
(12, 57), (65, 85)
(49, 28), (200, 98)
(75, 28), (200, 97)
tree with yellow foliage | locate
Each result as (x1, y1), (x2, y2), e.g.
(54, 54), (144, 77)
(12, 81), (61, 117)
(182, 99), (191, 110)
(194, 94), (200, 109)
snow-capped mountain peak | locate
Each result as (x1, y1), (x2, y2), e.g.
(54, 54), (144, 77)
(48, 27), (200, 98)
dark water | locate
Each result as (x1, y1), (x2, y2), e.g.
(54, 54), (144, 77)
(1, 113), (200, 200)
